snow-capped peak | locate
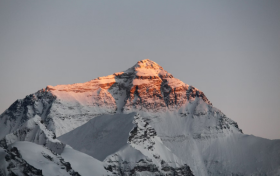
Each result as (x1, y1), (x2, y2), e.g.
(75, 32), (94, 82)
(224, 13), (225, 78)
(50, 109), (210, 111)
(129, 59), (164, 72)
(123, 59), (173, 78)
(44, 59), (211, 115)
(1, 59), (279, 176)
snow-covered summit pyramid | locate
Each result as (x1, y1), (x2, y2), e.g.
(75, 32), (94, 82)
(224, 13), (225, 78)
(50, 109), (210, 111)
(0, 59), (280, 176)
(47, 58), (211, 114)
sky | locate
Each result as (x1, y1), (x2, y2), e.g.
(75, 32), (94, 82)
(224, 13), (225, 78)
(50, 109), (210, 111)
(0, 0), (279, 139)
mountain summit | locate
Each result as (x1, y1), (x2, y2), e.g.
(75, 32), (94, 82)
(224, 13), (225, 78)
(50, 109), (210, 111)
(0, 59), (279, 176)
(130, 59), (164, 70)
(47, 59), (211, 116)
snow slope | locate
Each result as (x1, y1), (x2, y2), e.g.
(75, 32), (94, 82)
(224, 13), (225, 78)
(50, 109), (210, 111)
(147, 111), (280, 176)
(61, 145), (107, 176)
(0, 141), (80, 176)
(59, 113), (194, 176)
(59, 113), (136, 161)
(10, 141), (76, 176)
(0, 141), (106, 176)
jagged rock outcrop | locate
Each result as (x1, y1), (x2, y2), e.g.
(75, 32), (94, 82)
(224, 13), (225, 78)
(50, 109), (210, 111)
(0, 115), (65, 154)
(0, 141), (81, 176)
(101, 114), (194, 176)
(0, 90), (56, 139)
(128, 114), (157, 151)
(4, 146), (43, 176)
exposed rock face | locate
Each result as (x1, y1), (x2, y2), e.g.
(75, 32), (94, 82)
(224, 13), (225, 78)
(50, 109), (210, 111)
(104, 153), (162, 176)
(4, 146), (43, 176)
(0, 90), (56, 139)
(0, 115), (65, 154)
(104, 154), (194, 176)
(128, 114), (157, 151)
(0, 143), (80, 176)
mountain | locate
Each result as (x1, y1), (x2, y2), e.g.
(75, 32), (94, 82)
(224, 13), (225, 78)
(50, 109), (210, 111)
(0, 59), (279, 176)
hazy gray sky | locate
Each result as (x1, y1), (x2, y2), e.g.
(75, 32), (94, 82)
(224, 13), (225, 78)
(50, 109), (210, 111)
(0, 0), (279, 139)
